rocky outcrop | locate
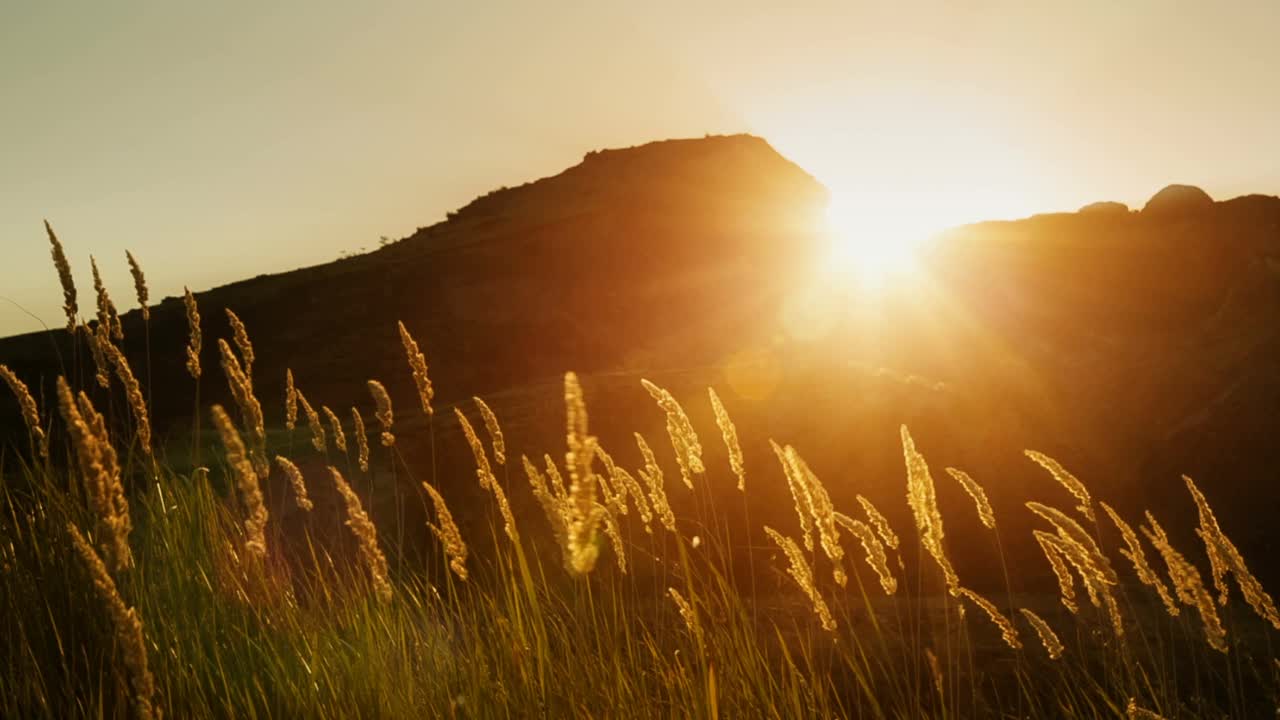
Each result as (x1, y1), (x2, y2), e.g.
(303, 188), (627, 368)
(1142, 184), (1214, 216)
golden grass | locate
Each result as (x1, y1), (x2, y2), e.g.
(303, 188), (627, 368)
(1026, 501), (1116, 585)
(351, 406), (370, 472)
(45, 220), (78, 333)
(901, 426), (959, 595)
(1019, 607), (1064, 659)
(764, 525), (836, 632)
(0, 364), (49, 459)
(636, 432), (676, 533)
(1025, 450), (1094, 521)
(1034, 530), (1080, 614)
(331, 467), (393, 602)
(210, 404), (268, 559)
(456, 407), (518, 543)
(957, 586), (1021, 650)
(84, 322), (110, 389)
(640, 378), (704, 489)
(218, 338), (268, 474)
(835, 512), (897, 594)
(102, 339), (152, 459)
(323, 405), (347, 453)
(367, 379), (396, 446)
(90, 256), (123, 341)
(182, 287), (202, 379)
(1142, 511), (1227, 653)
(13, 247), (1280, 714)
(1184, 475), (1280, 629)
(56, 377), (132, 572)
(782, 444), (846, 586)
(125, 250), (149, 321)
(946, 467), (995, 529)
(67, 523), (156, 720)
(473, 396), (505, 466)
(668, 587), (701, 641)
(771, 439), (816, 553)
(284, 368), (298, 431)
(563, 372), (606, 574)
(855, 494), (900, 550)
(708, 387), (745, 491)
(225, 309), (255, 377)
(1101, 501), (1178, 617)
(295, 389), (326, 453)
(422, 480), (468, 581)
(523, 454), (571, 559)
(274, 455), (314, 511)
(398, 320), (434, 417)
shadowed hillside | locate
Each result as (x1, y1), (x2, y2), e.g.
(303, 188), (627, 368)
(3, 136), (1280, 589)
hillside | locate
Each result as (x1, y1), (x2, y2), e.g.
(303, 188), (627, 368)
(3, 134), (1279, 586)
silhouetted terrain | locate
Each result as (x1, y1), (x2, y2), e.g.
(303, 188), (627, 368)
(3, 133), (1278, 588)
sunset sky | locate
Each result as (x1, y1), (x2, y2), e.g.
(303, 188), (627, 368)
(3, 1), (1279, 337)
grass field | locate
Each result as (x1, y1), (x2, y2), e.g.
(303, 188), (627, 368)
(2, 242), (1279, 718)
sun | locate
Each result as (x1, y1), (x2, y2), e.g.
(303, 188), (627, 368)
(821, 190), (936, 287)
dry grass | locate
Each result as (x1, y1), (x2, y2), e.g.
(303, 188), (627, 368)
(2, 248), (1278, 718)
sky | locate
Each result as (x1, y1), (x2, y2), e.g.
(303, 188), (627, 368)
(3, 1), (1280, 337)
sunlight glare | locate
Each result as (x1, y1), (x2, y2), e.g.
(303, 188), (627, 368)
(822, 190), (936, 287)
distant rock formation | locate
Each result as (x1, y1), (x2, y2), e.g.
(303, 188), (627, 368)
(1142, 184), (1214, 216)
(1078, 201), (1130, 215)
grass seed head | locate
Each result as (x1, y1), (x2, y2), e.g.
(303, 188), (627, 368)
(331, 467), (392, 602)
(708, 387), (745, 491)
(67, 523), (157, 720)
(125, 250), (149, 321)
(103, 340), (152, 459)
(473, 396), (506, 465)
(224, 308), (255, 377)
(957, 587), (1021, 649)
(641, 378), (704, 488)
(1184, 476), (1280, 629)
(1019, 608), (1064, 659)
(367, 379), (395, 446)
(1025, 450), (1095, 521)
(1101, 502), (1179, 617)
(423, 481), (468, 581)
(351, 406), (370, 471)
(322, 405), (347, 453)
(284, 369), (298, 431)
(183, 287), (202, 379)
(947, 467), (995, 529)
(901, 426), (960, 595)
(397, 321), (434, 416)
(856, 494), (900, 550)
(275, 455), (314, 511)
(211, 404), (268, 559)
(457, 407), (518, 542)
(636, 432), (676, 533)
(90, 255), (123, 341)
(294, 389), (326, 453)
(57, 377), (133, 572)
(0, 364), (49, 459)
(836, 513), (897, 594)
(764, 525), (836, 632)
(46, 220), (78, 333)
(1142, 512), (1228, 653)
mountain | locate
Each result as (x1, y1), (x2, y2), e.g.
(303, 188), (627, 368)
(3, 136), (1279, 587)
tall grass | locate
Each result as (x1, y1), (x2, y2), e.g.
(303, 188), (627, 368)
(1, 251), (1279, 718)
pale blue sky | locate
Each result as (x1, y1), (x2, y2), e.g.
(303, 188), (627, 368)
(4, 1), (1279, 337)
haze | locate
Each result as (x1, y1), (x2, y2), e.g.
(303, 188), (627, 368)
(3, 0), (1279, 337)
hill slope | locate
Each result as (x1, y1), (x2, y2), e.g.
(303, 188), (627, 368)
(3, 137), (1280, 586)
